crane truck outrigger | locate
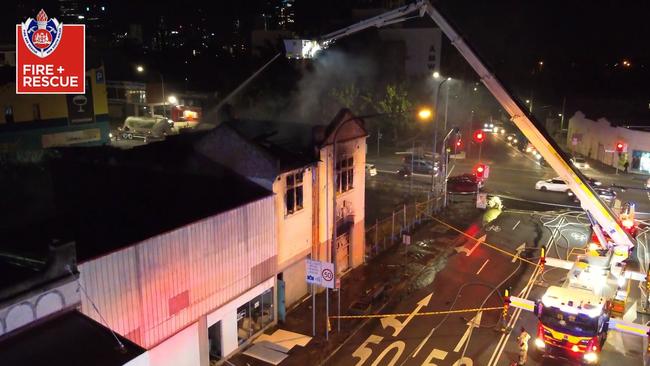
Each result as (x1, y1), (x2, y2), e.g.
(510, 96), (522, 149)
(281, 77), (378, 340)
(284, 1), (640, 364)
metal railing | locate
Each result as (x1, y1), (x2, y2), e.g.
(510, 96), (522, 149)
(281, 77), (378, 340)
(365, 194), (442, 258)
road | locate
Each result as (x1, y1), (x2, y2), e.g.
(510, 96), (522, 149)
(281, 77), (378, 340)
(367, 133), (650, 215)
(323, 210), (645, 366)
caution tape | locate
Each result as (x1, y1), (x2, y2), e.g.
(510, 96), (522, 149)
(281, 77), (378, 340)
(427, 214), (541, 267)
(328, 306), (502, 319)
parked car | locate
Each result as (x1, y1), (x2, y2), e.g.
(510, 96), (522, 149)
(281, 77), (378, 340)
(402, 157), (438, 175)
(568, 187), (617, 203)
(365, 164), (377, 177)
(585, 176), (602, 187)
(447, 174), (483, 194)
(535, 177), (569, 192)
(570, 156), (590, 170)
(396, 167), (411, 179)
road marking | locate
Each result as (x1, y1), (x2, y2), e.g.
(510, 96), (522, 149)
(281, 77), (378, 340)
(512, 220), (521, 230)
(476, 259), (489, 275)
(380, 293), (432, 336)
(511, 243), (526, 263)
(487, 217), (565, 366)
(412, 328), (435, 357)
(466, 234), (486, 256)
(453, 311), (483, 352)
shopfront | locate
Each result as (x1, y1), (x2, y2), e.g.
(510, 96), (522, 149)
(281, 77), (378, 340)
(206, 278), (276, 363)
(631, 150), (650, 173)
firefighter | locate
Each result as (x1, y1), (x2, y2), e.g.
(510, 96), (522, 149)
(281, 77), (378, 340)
(516, 327), (531, 365)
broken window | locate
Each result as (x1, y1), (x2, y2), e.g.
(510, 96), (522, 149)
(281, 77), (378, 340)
(286, 171), (304, 214)
(337, 156), (354, 193)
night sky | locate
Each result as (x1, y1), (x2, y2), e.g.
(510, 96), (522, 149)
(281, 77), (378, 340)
(5, 0), (650, 115)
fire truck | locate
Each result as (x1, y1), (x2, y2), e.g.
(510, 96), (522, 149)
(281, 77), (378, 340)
(285, 1), (642, 362)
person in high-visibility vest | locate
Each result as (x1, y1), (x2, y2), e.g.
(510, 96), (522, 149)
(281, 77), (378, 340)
(516, 327), (531, 365)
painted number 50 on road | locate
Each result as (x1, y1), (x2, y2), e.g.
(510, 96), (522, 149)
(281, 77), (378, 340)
(352, 334), (473, 366)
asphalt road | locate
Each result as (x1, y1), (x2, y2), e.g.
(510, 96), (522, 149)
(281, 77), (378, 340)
(323, 210), (645, 366)
(367, 133), (650, 216)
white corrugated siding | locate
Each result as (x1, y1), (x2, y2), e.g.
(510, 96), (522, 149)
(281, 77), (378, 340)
(79, 196), (277, 348)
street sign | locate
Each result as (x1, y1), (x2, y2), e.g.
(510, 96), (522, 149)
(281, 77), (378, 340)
(321, 261), (335, 288)
(306, 259), (335, 289)
(476, 193), (488, 209)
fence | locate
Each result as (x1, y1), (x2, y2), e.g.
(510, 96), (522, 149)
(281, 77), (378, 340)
(365, 194), (443, 258)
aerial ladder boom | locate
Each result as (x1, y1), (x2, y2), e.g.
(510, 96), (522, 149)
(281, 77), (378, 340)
(290, 0), (635, 251)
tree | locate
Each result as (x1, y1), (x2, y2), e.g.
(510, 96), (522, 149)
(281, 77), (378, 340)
(327, 83), (372, 116)
(371, 84), (412, 141)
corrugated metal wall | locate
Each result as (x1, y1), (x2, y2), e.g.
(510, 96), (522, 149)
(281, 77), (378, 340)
(79, 196), (277, 348)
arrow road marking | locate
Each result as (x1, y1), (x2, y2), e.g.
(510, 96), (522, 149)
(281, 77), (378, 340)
(467, 234), (486, 256)
(381, 293), (432, 337)
(453, 311), (483, 352)
(511, 243), (526, 263)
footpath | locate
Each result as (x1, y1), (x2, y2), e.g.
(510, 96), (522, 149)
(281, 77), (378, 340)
(228, 201), (482, 366)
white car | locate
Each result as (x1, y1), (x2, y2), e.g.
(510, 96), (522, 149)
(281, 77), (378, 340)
(570, 157), (590, 170)
(535, 177), (569, 192)
(365, 164), (377, 177)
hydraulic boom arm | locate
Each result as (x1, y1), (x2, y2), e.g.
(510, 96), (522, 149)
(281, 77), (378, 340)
(288, 0), (635, 250)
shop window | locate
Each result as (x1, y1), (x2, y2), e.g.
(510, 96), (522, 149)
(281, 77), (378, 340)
(237, 287), (275, 345)
(286, 171), (304, 214)
(337, 156), (354, 193)
(208, 321), (222, 361)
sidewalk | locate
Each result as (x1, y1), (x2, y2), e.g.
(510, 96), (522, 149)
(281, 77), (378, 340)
(228, 202), (482, 366)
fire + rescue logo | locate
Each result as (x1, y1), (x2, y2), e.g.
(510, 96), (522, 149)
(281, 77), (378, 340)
(21, 9), (63, 58)
(16, 9), (85, 94)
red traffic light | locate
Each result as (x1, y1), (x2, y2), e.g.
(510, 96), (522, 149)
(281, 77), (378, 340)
(473, 130), (485, 143)
(456, 139), (463, 148)
(474, 163), (486, 178)
(616, 142), (624, 153)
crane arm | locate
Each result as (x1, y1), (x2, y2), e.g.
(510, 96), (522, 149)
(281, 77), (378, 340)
(284, 0), (635, 250)
(420, 2), (634, 251)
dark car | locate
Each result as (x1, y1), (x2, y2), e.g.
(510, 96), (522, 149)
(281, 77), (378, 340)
(585, 177), (602, 187)
(396, 167), (412, 179)
(568, 187), (616, 203)
(447, 174), (483, 194)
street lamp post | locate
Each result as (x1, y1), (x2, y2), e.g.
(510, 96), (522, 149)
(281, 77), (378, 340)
(136, 65), (167, 117)
(441, 128), (460, 208)
(431, 75), (451, 195)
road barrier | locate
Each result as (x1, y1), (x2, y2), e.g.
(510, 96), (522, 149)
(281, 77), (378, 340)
(328, 306), (502, 319)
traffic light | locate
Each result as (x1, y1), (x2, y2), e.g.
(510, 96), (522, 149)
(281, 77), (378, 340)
(475, 163), (486, 179)
(455, 138), (463, 150)
(473, 130), (485, 143)
(616, 142), (624, 153)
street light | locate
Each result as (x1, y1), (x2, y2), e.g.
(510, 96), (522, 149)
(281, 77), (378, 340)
(418, 108), (433, 120)
(432, 75), (452, 193)
(167, 95), (178, 105)
(136, 65), (167, 117)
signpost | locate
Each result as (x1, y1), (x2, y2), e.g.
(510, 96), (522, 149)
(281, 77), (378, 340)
(476, 193), (488, 209)
(306, 259), (335, 289)
(306, 259), (336, 338)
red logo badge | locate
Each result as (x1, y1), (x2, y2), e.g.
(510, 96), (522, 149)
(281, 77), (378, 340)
(16, 9), (85, 94)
